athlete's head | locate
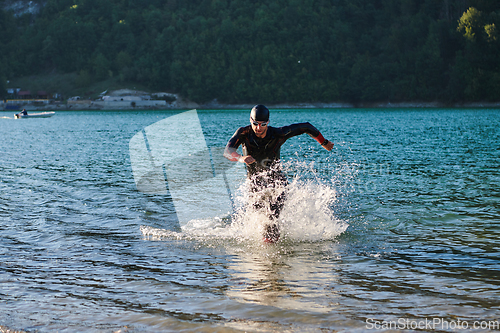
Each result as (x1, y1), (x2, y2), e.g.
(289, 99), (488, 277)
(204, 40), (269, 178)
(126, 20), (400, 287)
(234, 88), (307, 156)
(250, 104), (269, 122)
(250, 105), (269, 138)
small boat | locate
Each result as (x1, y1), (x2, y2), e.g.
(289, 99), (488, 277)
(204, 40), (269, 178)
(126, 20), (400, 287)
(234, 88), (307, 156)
(14, 112), (55, 119)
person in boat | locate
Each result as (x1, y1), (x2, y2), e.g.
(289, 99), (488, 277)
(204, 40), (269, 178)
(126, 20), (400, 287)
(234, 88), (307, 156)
(15, 109), (28, 118)
(223, 104), (334, 242)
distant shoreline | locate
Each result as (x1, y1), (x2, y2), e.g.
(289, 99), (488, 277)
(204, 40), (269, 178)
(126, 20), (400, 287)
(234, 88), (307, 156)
(3, 100), (500, 112)
(198, 101), (500, 110)
(4, 88), (500, 111)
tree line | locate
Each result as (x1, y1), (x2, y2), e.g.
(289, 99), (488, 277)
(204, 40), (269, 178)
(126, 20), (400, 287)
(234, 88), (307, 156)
(1, 0), (499, 104)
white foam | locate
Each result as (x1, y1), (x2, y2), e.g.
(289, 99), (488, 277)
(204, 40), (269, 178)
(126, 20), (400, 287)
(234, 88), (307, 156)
(141, 161), (348, 243)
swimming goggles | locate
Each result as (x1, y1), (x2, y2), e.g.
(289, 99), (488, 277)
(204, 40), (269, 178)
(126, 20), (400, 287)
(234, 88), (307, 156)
(250, 118), (269, 127)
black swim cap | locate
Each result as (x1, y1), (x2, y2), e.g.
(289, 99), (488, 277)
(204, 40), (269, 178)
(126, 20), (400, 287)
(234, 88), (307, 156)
(250, 105), (269, 122)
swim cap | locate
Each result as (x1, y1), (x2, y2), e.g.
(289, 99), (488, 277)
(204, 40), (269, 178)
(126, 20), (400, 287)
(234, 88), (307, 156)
(250, 105), (269, 122)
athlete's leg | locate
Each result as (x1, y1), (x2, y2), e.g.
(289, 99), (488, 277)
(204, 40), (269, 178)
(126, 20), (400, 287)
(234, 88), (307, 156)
(269, 189), (286, 220)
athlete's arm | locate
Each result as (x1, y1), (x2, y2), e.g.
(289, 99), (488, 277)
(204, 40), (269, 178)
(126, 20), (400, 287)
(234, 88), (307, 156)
(224, 147), (256, 165)
(313, 131), (334, 151)
(320, 139), (334, 151)
(282, 122), (334, 151)
(223, 127), (256, 165)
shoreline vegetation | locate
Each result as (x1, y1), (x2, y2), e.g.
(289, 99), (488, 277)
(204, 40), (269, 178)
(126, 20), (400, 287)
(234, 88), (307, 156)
(2, 103), (500, 113)
(3, 87), (500, 112)
(2, 2), (500, 109)
(3, 73), (499, 112)
(3, 95), (500, 111)
(5, 102), (500, 112)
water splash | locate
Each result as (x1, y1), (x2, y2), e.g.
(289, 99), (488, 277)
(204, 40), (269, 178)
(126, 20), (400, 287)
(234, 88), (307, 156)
(281, 176), (347, 241)
(141, 161), (348, 243)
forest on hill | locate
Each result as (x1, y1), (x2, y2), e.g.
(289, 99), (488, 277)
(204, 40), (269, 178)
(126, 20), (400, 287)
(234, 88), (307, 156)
(1, 0), (499, 104)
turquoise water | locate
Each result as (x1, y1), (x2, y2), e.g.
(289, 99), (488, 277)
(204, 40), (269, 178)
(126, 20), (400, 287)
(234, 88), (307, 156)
(0, 109), (499, 332)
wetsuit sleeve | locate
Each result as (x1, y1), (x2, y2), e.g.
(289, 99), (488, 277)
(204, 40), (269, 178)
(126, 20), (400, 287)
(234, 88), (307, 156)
(282, 122), (328, 145)
(223, 127), (245, 161)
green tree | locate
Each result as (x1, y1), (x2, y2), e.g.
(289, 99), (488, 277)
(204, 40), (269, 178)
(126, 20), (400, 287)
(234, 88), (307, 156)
(0, 76), (6, 99)
(458, 7), (483, 41)
(2, 0), (500, 104)
(116, 51), (132, 70)
(75, 69), (92, 88)
(91, 52), (111, 80)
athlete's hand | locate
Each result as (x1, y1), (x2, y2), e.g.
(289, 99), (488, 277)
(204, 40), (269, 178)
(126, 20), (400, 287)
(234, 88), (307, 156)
(322, 140), (334, 151)
(239, 155), (256, 165)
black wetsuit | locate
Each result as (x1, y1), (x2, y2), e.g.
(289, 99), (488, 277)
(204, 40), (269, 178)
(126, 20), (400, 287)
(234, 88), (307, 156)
(225, 122), (323, 220)
(226, 122), (321, 175)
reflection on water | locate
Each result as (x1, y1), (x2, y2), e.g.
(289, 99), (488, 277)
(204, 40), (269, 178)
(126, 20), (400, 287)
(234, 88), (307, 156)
(225, 243), (341, 312)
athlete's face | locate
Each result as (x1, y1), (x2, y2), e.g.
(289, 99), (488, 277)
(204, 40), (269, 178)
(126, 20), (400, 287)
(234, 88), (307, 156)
(250, 117), (269, 138)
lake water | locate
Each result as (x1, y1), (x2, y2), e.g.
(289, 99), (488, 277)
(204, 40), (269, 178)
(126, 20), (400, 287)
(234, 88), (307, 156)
(0, 108), (499, 332)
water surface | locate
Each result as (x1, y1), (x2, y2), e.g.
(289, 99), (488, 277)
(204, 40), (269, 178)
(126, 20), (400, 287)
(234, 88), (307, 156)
(0, 108), (499, 332)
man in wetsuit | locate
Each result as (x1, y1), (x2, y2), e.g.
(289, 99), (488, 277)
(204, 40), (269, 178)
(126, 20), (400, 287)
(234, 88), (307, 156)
(224, 105), (334, 242)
